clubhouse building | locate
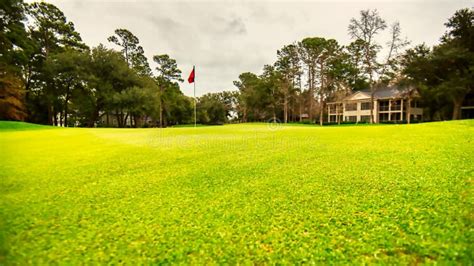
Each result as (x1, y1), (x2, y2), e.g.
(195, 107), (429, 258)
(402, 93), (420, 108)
(327, 86), (423, 123)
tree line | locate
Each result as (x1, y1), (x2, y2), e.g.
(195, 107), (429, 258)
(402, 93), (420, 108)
(229, 8), (473, 124)
(1, 0), (193, 127)
(1, 1), (472, 126)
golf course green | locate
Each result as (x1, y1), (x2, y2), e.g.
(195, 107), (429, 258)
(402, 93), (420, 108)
(1, 120), (473, 264)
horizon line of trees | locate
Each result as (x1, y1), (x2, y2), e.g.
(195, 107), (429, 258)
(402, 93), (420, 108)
(227, 8), (473, 124)
(1, 1), (472, 127)
(1, 0), (194, 128)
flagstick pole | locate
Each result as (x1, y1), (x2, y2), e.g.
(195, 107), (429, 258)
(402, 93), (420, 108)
(193, 66), (196, 128)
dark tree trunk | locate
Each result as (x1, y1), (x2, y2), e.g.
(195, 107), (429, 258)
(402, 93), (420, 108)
(90, 110), (98, 128)
(370, 92), (375, 124)
(116, 109), (123, 128)
(124, 113), (129, 127)
(64, 93), (70, 127)
(319, 101), (324, 126)
(91, 102), (103, 127)
(48, 104), (53, 125)
(299, 96), (303, 122)
(53, 107), (58, 126)
(319, 62), (325, 126)
(452, 98), (463, 120)
(308, 67), (313, 122)
(159, 85), (164, 128)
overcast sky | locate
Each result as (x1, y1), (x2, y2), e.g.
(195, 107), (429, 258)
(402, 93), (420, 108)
(46, 0), (472, 96)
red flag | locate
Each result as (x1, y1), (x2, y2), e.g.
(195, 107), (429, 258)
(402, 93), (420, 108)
(188, 67), (195, 83)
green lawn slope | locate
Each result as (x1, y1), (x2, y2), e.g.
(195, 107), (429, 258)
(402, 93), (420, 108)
(0, 121), (55, 131)
(1, 120), (473, 264)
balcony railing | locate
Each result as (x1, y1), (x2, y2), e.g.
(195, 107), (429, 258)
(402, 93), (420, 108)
(379, 106), (389, 111)
(391, 105), (401, 111)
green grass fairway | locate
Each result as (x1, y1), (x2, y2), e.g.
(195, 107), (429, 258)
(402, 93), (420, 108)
(1, 121), (473, 264)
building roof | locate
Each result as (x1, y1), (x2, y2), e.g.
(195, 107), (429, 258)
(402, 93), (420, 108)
(341, 86), (418, 102)
(361, 87), (403, 99)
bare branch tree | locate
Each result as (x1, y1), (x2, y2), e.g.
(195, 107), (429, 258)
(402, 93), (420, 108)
(348, 9), (411, 124)
(380, 22), (410, 81)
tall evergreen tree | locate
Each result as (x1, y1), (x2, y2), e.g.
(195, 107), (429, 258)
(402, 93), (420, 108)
(153, 54), (183, 127)
(276, 44), (300, 123)
(24, 2), (87, 124)
(0, 0), (29, 120)
(440, 8), (474, 119)
(108, 29), (151, 76)
(402, 8), (473, 120)
(43, 49), (90, 126)
(345, 39), (369, 91)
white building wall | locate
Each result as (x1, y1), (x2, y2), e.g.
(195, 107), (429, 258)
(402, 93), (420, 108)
(342, 101), (375, 122)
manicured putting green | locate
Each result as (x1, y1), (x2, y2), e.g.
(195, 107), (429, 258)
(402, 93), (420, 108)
(1, 120), (473, 263)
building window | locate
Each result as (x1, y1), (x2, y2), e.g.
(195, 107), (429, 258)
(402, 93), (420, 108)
(379, 113), (389, 122)
(329, 105), (336, 113)
(360, 115), (371, 122)
(410, 100), (419, 108)
(345, 116), (357, 122)
(391, 100), (401, 111)
(361, 102), (371, 110)
(345, 103), (357, 111)
(379, 101), (389, 111)
(392, 113), (401, 121)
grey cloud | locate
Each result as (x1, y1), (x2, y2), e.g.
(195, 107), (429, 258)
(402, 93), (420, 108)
(147, 16), (182, 31)
(197, 14), (247, 35)
(224, 17), (247, 34)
